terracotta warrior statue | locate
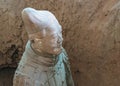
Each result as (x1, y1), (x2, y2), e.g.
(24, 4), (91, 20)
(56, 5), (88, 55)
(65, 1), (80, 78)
(13, 7), (74, 86)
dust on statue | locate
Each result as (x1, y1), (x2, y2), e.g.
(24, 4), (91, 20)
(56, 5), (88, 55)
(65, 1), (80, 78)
(13, 7), (74, 86)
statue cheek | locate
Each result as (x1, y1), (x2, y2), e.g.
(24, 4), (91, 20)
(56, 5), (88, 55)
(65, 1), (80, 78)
(47, 42), (57, 48)
(50, 39), (57, 44)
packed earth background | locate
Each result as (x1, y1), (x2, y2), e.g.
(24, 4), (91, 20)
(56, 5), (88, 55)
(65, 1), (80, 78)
(0, 0), (120, 86)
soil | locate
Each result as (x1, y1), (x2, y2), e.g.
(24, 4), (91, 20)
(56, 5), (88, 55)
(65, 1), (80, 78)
(0, 0), (120, 86)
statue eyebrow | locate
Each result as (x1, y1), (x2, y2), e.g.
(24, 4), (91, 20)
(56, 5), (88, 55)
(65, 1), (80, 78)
(50, 33), (57, 36)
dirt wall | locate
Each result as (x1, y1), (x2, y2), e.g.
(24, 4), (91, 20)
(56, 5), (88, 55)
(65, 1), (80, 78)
(0, 0), (120, 86)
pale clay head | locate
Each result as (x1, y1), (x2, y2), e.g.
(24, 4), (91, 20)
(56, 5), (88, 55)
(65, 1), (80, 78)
(22, 8), (63, 55)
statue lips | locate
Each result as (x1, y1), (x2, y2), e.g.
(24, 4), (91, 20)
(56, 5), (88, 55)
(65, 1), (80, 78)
(57, 43), (62, 48)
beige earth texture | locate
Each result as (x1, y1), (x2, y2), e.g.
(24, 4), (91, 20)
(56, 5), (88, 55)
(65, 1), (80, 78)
(0, 0), (120, 86)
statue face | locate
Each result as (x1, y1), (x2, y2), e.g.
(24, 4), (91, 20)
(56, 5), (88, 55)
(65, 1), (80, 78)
(30, 25), (63, 55)
(43, 26), (63, 55)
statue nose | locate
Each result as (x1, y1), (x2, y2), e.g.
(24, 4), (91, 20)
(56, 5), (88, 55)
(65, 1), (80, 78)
(56, 32), (63, 44)
(57, 36), (63, 44)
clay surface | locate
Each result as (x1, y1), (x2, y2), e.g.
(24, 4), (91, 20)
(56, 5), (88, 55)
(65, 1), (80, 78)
(0, 0), (120, 86)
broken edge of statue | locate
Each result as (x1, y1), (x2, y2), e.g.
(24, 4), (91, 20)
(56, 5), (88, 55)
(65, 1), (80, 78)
(13, 7), (74, 86)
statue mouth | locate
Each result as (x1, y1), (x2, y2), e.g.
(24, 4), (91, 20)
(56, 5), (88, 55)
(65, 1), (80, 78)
(58, 42), (62, 46)
(57, 44), (62, 48)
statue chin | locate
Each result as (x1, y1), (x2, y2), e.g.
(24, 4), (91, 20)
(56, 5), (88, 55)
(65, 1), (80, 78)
(52, 47), (62, 55)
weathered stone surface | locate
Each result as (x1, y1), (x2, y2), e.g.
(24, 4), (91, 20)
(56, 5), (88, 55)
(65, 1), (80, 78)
(0, 0), (120, 86)
(0, 0), (27, 67)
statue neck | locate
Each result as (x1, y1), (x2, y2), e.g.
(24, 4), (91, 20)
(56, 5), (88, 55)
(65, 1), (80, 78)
(30, 41), (57, 58)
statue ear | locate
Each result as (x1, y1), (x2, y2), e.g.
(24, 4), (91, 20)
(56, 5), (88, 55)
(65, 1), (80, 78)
(28, 31), (45, 41)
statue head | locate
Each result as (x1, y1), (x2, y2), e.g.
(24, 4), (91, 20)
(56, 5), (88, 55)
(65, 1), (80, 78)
(22, 7), (63, 55)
